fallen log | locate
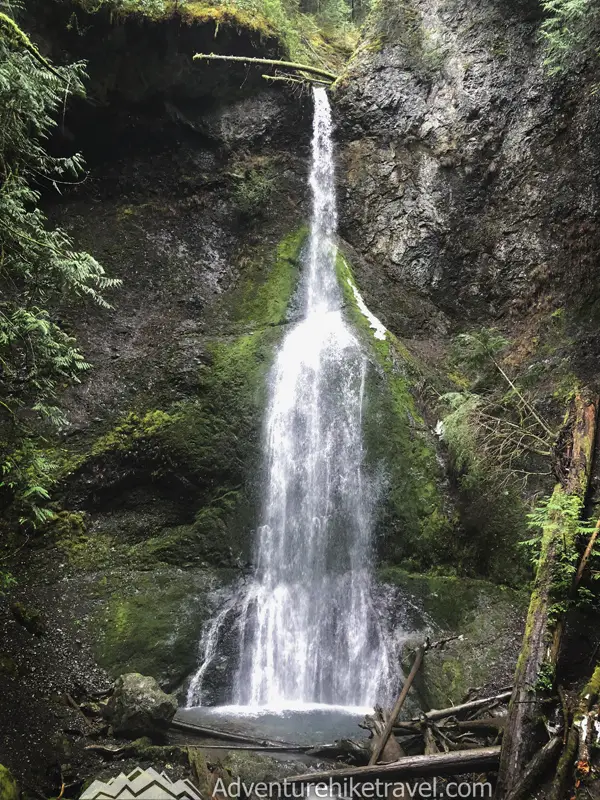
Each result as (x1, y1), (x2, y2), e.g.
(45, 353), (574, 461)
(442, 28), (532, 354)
(308, 739), (371, 764)
(262, 74), (330, 87)
(549, 665), (600, 800)
(170, 718), (289, 748)
(368, 644), (426, 765)
(394, 717), (506, 735)
(416, 690), (512, 723)
(279, 746), (501, 785)
(85, 743), (134, 757)
(363, 707), (405, 763)
(496, 393), (599, 798)
(192, 53), (337, 82)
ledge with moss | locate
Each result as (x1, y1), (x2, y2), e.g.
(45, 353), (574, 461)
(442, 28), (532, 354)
(50, 228), (305, 687)
(380, 567), (528, 709)
(45, 0), (351, 79)
(336, 250), (452, 571)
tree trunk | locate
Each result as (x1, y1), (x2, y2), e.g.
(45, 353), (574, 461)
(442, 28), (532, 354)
(503, 737), (561, 800)
(550, 666), (600, 800)
(368, 644), (426, 765)
(279, 746), (501, 786)
(192, 53), (337, 82)
(496, 393), (598, 798)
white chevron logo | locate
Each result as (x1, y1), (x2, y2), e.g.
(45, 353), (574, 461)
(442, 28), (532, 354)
(80, 767), (203, 799)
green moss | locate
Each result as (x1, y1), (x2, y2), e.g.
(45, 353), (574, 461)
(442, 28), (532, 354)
(91, 410), (175, 456)
(236, 226), (306, 328)
(93, 567), (223, 686)
(585, 664), (600, 698)
(51, 509), (86, 537)
(62, 230), (305, 680)
(381, 568), (528, 707)
(379, 567), (524, 629)
(57, 230), (305, 577)
(0, 766), (18, 800)
(337, 252), (449, 571)
(57, 529), (115, 571)
(180, 1), (277, 41)
(10, 600), (46, 636)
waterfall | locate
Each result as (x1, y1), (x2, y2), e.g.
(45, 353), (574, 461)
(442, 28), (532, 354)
(187, 87), (393, 710)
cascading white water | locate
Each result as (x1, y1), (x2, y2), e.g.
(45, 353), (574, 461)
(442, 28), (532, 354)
(187, 87), (393, 710)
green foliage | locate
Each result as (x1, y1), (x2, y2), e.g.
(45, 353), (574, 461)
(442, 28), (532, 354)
(535, 660), (555, 694)
(0, 571), (16, 595)
(0, 7), (119, 526)
(450, 329), (509, 391)
(0, 764), (19, 800)
(435, 327), (559, 584)
(540, 0), (600, 75)
(70, 0), (359, 67)
(441, 328), (555, 489)
(232, 167), (275, 219)
(525, 491), (586, 550)
(523, 491), (600, 617)
(0, 441), (59, 525)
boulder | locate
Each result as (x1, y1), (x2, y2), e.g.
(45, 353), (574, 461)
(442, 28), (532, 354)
(105, 673), (177, 740)
(0, 766), (18, 800)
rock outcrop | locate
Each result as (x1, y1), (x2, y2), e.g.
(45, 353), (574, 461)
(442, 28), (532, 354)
(335, 0), (600, 340)
(105, 674), (178, 740)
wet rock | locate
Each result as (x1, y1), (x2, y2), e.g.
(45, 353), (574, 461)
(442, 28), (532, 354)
(175, 91), (291, 149)
(0, 655), (17, 678)
(104, 673), (178, 741)
(10, 601), (46, 637)
(381, 568), (527, 709)
(0, 766), (18, 800)
(335, 0), (600, 333)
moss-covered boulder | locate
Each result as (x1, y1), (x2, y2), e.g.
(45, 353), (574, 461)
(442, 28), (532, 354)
(105, 673), (178, 740)
(91, 566), (229, 690)
(0, 766), (18, 800)
(380, 567), (528, 709)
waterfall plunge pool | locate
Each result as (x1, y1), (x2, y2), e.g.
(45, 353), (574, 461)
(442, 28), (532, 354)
(174, 703), (372, 745)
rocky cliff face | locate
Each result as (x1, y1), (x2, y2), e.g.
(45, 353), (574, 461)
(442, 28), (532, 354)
(335, 0), (600, 347)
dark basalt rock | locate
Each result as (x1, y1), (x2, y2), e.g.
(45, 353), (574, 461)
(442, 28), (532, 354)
(335, 0), (600, 336)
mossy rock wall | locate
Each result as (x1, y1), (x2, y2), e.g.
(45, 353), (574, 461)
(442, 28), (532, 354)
(336, 251), (452, 570)
(53, 228), (306, 688)
(380, 567), (528, 709)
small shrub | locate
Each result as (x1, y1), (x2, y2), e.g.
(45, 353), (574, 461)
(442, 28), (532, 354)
(232, 168), (275, 219)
